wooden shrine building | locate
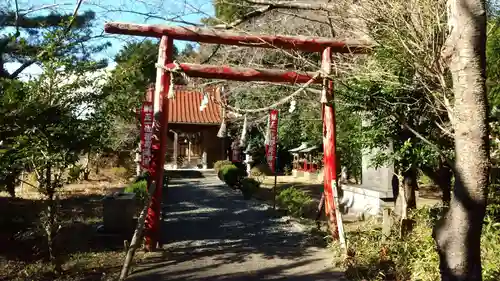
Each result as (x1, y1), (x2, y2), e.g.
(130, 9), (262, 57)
(165, 85), (226, 169)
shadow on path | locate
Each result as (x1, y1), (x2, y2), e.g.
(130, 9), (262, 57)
(130, 176), (343, 280)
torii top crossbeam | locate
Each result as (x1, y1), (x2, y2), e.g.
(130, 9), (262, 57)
(105, 22), (371, 54)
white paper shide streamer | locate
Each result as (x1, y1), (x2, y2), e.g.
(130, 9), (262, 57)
(199, 92), (209, 112)
(239, 115), (248, 147)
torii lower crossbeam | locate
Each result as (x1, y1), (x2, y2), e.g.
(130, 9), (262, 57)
(165, 63), (320, 84)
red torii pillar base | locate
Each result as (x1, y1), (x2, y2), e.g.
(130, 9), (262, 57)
(144, 36), (173, 251)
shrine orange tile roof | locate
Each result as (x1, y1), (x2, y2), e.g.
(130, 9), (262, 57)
(167, 85), (222, 125)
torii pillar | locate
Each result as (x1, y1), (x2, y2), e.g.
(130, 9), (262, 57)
(144, 36), (173, 251)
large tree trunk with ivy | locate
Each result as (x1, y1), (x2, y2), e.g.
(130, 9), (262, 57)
(434, 0), (490, 280)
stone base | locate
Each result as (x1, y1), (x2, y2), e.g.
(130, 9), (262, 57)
(340, 184), (394, 217)
(316, 170), (323, 182)
(103, 192), (136, 233)
(292, 169), (303, 177)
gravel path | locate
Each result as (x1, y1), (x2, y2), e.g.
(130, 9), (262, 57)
(129, 173), (343, 281)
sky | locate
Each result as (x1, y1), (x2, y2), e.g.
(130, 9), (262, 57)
(3, 0), (215, 79)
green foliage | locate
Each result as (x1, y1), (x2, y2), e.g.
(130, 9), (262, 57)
(220, 164), (243, 188)
(1, 9), (109, 79)
(102, 40), (168, 122)
(340, 207), (500, 281)
(214, 160), (233, 173)
(67, 165), (83, 183)
(481, 215), (500, 280)
(110, 167), (129, 179)
(487, 20), (500, 112)
(240, 177), (260, 199)
(210, 0), (253, 23)
(336, 104), (362, 180)
(124, 180), (148, 202)
(342, 208), (440, 281)
(214, 0), (252, 22)
(276, 187), (313, 218)
(487, 183), (500, 221)
(0, 13), (111, 270)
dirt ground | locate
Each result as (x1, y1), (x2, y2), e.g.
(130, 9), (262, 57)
(0, 169), (146, 281)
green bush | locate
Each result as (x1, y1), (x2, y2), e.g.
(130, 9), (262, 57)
(124, 180), (148, 202)
(68, 164), (83, 183)
(214, 160), (232, 173)
(240, 178), (261, 199)
(339, 206), (500, 281)
(276, 187), (312, 217)
(220, 164), (242, 188)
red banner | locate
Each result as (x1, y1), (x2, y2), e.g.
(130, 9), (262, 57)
(140, 101), (154, 170)
(265, 109), (279, 173)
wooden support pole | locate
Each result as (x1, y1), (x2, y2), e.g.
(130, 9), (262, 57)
(170, 130), (178, 169)
(104, 22), (371, 53)
(162, 63), (321, 84)
(145, 36), (173, 251)
(321, 47), (339, 240)
(119, 182), (156, 280)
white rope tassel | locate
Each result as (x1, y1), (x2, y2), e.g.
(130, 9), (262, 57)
(167, 78), (175, 99)
(240, 115), (248, 147)
(217, 121), (227, 138)
(155, 61), (186, 99)
(217, 107), (227, 138)
(320, 78), (329, 104)
(289, 99), (296, 113)
(264, 114), (271, 147)
(168, 61), (182, 99)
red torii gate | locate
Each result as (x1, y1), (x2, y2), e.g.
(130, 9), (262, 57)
(104, 22), (370, 251)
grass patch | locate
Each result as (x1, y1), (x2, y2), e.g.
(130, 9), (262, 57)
(276, 186), (314, 218)
(0, 173), (136, 281)
(335, 206), (500, 281)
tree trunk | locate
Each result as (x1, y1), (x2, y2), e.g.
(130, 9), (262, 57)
(422, 161), (453, 206)
(83, 151), (90, 181)
(434, 1), (490, 280)
(5, 173), (16, 198)
(394, 168), (418, 217)
(42, 164), (62, 273)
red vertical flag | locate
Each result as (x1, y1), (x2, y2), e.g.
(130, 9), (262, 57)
(140, 101), (154, 170)
(265, 109), (279, 173)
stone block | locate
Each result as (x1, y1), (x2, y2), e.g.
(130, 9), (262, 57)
(103, 192), (136, 233)
(340, 184), (393, 217)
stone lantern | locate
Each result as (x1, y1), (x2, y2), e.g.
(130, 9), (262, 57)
(243, 143), (253, 175)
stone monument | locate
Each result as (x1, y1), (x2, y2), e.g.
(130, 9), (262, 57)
(340, 114), (395, 217)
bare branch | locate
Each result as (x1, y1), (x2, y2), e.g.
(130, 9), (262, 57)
(243, 0), (335, 11)
(14, 0), (20, 34)
(201, 44), (221, 64)
(21, 4), (60, 15)
(213, 5), (275, 29)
